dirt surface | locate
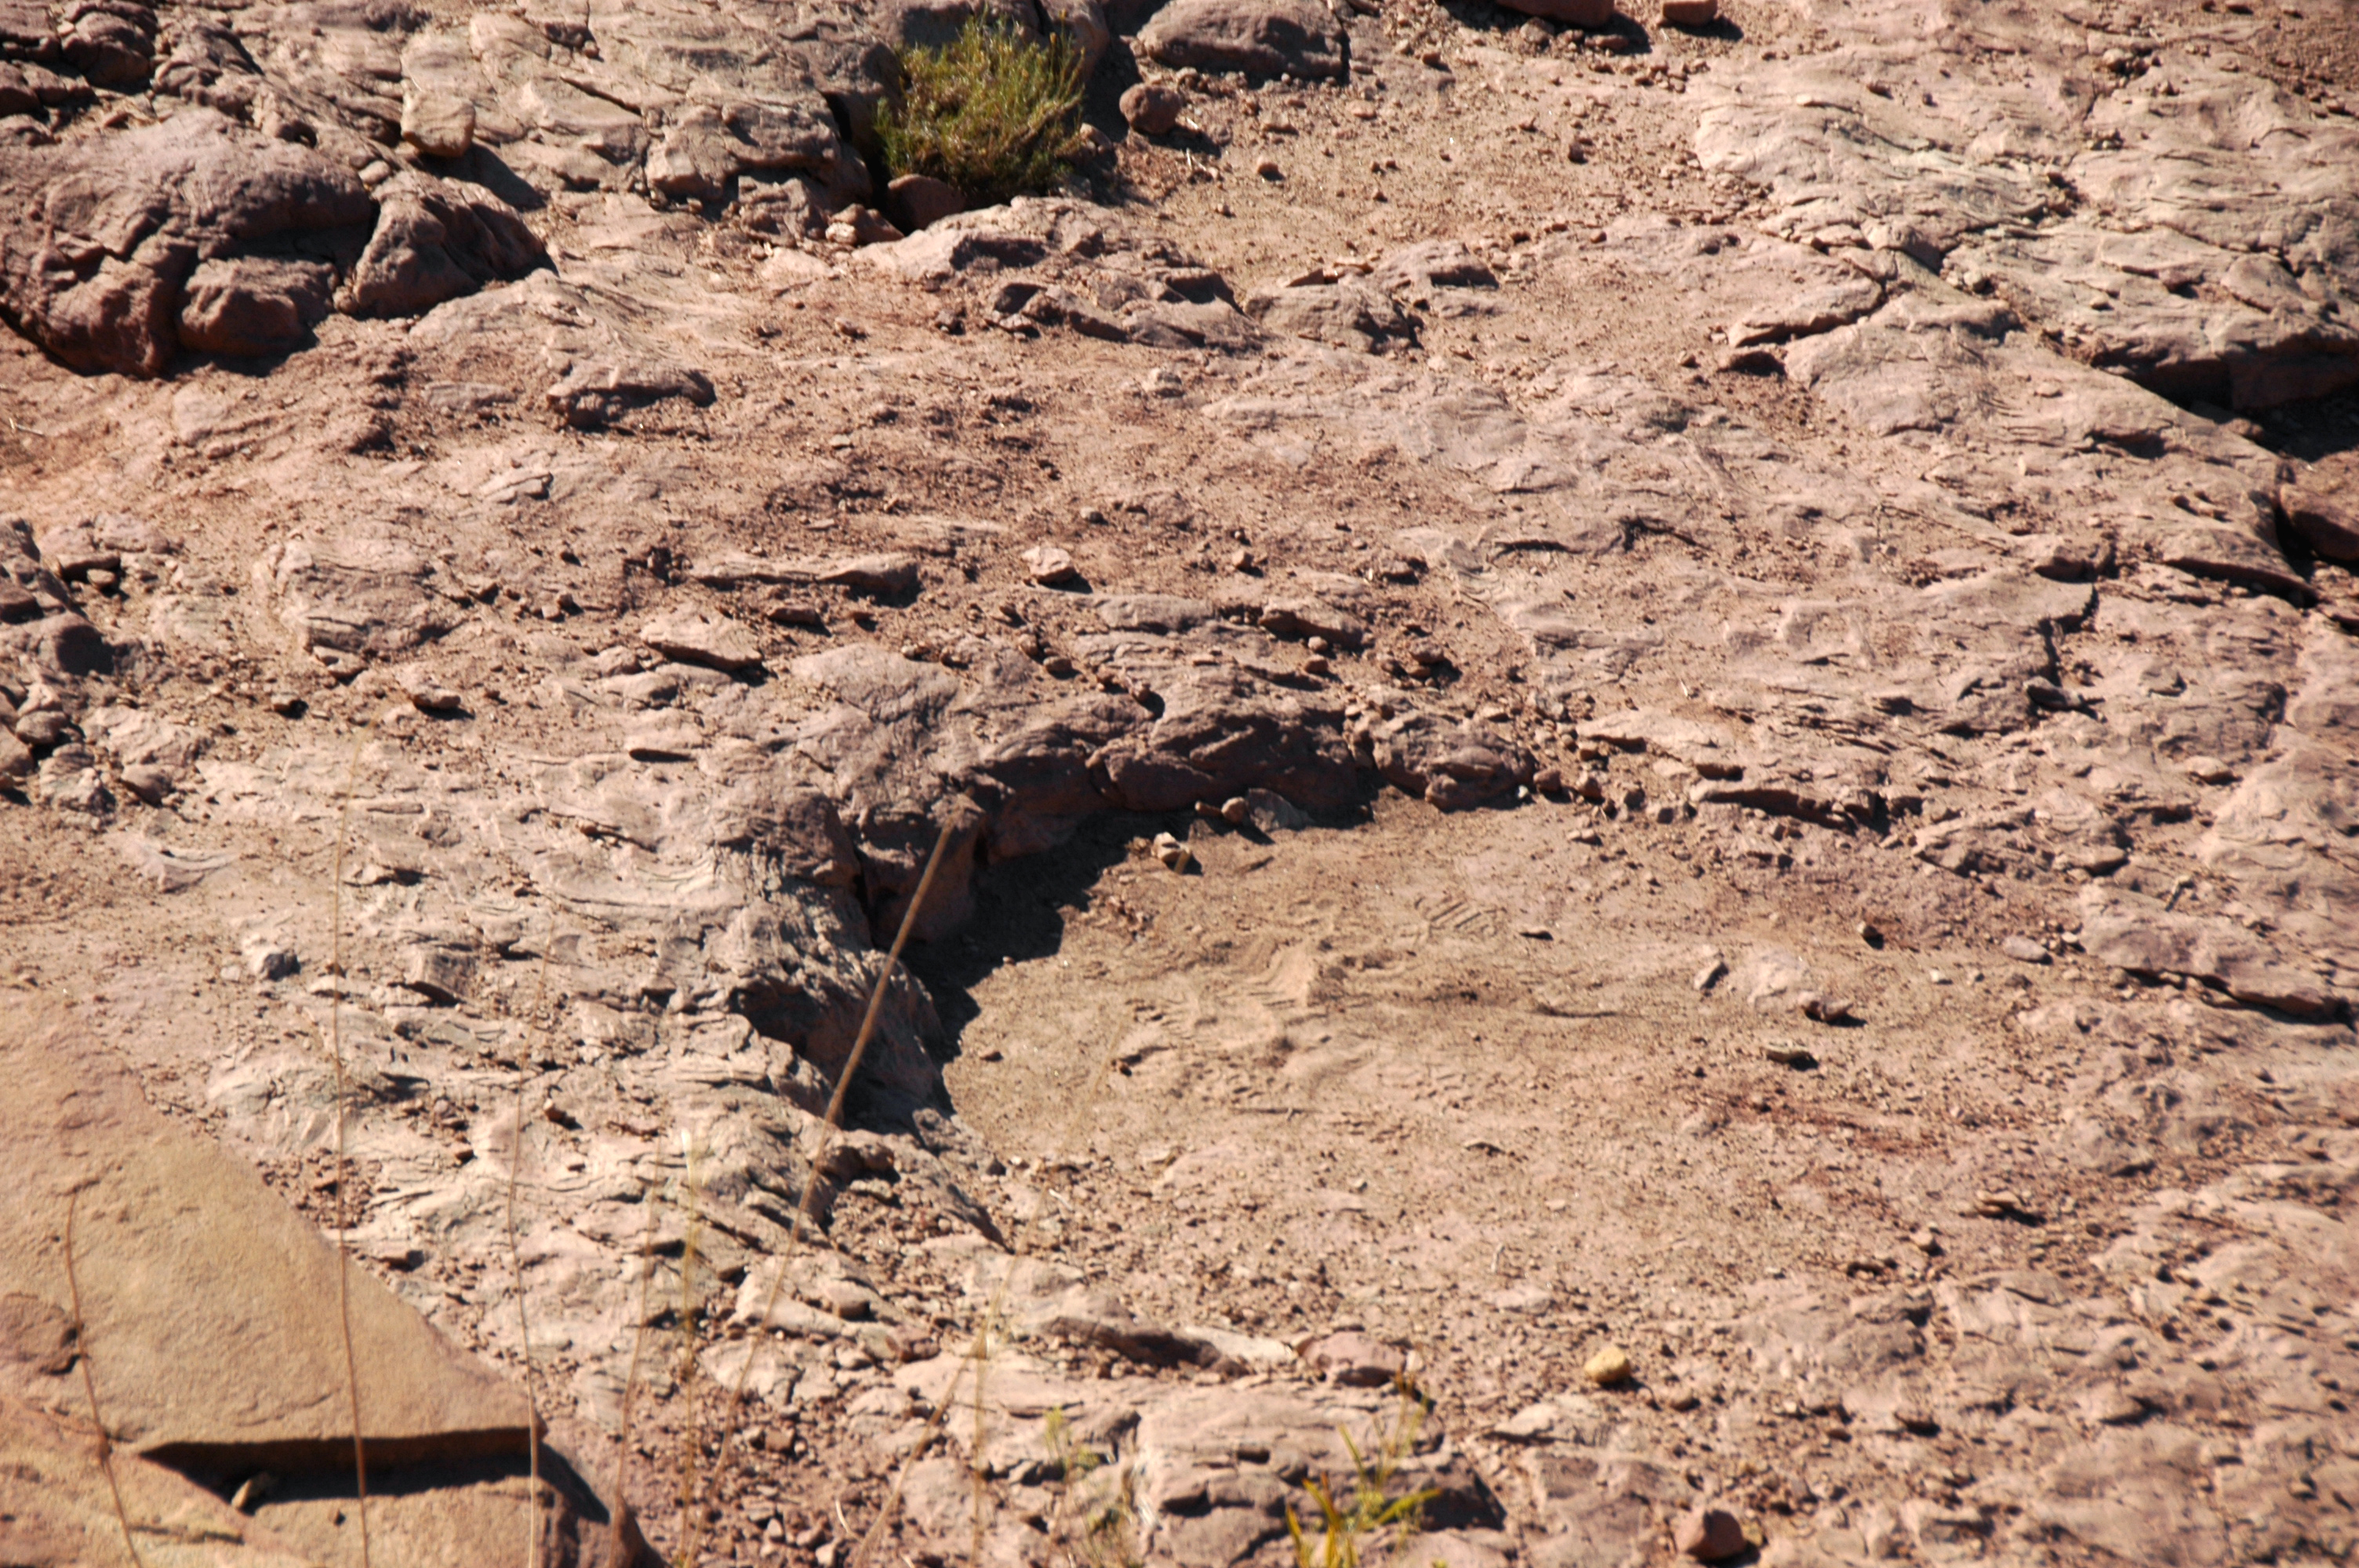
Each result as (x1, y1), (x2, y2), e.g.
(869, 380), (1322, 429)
(2, 0), (2358, 1563)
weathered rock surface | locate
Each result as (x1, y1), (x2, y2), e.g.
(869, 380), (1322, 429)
(2, 0), (2357, 1563)
(1137, 0), (1348, 82)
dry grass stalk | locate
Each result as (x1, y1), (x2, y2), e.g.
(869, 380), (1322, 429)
(1285, 1385), (1437, 1568)
(326, 730), (373, 1568)
(804, 822), (961, 1192)
(1043, 1408), (1140, 1568)
(855, 904), (1138, 1568)
(678, 823), (960, 1566)
(609, 1192), (666, 1566)
(670, 1133), (710, 1566)
(64, 1185), (146, 1568)
(505, 935), (556, 1568)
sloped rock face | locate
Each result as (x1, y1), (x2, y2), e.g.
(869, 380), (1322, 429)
(1690, 9), (2359, 412)
(2, 0), (2358, 1561)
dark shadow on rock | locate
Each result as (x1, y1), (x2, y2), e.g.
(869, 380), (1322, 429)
(454, 146), (550, 214)
(166, 1443), (602, 1510)
(1430, 0), (1655, 53)
(900, 809), (1177, 1047)
(180, 343), (310, 380)
(2248, 383), (2359, 466)
(176, 1447), (646, 1568)
(1086, 34), (1145, 125)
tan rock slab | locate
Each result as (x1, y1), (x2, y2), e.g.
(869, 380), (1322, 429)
(0, 997), (528, 1469)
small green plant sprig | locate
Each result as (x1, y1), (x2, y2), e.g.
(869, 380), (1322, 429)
(1285, 1385), (1438, 1568)
(876, 17), (1088, 207)
(1045, 1407), (1141, 1568)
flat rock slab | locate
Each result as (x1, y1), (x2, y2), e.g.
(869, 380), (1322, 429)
(0, 1392), (314, 1568)
(0, 998), (528, 1468)
(638, 607), (762, 670)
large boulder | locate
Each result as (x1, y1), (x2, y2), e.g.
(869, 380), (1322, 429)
(60, 0), (157, 89)
(1137, 0), (1348, 80)
(0, 108), (371, 375)
(176, 255), (334, 357)
(0, 108), (546, 371)
(879, 0), (1042, 53)
(340, 169), (547, 317)
(1038, 0), (1112, 76)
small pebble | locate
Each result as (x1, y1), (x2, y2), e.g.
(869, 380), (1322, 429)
(1797, 991), (1853, 1022)
(1021, 545), (1078, 586)
(1583, 1345), (1632, 1387)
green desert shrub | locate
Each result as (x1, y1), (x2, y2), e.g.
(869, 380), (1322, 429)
(877, 16), (1088, 205)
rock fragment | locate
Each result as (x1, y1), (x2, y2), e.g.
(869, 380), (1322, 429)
(1373, 240), (1497, 297)
(340, 171), (547, 318)
(1137, 0), (1348, 81)
(543, 359), (715, 429)
(1120, 81), (1184, 135)
(400, 88), (475, 158)
(1797, 991), (1853, 1023)
(885, 172), (963, 233)
(242, 936), (298, 980)
(1021, 545), (1078, 586)
(1301, 1330), (1407, 1387)
(1259, 597), (1367, 648)
(1675, 1504), (1747, 1561)
(1360, 707), (1536, 810)
(1583, 1345), (1632, 1386)
(639, 609), (762, 672)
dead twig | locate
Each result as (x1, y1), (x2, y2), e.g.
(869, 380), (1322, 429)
(685, 820), (961, 1568)
(507, 935), (555, 1568)
(65, 1186), (145, 1568)
(326, 728), (373, 1568)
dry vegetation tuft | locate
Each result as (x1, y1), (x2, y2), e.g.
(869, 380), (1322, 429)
(877, 19), (1088, 205)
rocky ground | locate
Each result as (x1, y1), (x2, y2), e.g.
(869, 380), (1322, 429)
(2, 0), (2357, 1563)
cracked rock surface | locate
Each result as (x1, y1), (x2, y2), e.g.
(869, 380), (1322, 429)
(2, 0), (2357, 1562)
